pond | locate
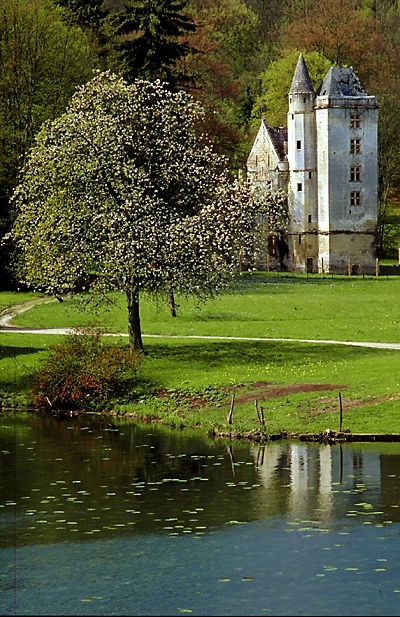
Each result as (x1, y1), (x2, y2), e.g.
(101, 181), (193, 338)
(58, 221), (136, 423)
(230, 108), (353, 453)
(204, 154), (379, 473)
(1, 412), (400, 616)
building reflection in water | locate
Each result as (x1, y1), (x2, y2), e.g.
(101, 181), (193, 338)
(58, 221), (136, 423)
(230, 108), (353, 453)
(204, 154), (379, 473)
(317, 445), (333, 519)
(250, 442), (383, 522)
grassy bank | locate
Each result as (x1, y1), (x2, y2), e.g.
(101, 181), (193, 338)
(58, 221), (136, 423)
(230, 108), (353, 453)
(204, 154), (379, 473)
(1, 273), (400, 435)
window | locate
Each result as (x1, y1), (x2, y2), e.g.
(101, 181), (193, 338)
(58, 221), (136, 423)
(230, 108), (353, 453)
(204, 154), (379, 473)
(297, 140), (301, 150)
(350, 165), (361, 182)
(298, 235), (302, 244)
(350, 191), (361, 206)
(350, 138), (361, 154)
(297, 183), (302, 192)
(308, 171), (312, 179)
(350, 113), (361, 129)
(308, 215), (312, 223)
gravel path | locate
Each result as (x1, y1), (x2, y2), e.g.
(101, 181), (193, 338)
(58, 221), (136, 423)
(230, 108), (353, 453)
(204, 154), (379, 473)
(0, 297), (55, 327)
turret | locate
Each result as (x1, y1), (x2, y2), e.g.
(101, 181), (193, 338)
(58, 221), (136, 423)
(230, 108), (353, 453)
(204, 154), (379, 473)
(287, 54), (318, 273)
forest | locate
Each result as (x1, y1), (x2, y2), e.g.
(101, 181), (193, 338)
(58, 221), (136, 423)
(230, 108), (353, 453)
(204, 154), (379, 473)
(1, 0), (400, 288)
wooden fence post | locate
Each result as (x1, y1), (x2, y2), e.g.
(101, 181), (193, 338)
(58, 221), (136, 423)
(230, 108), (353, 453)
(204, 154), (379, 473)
(254, 400), (265, 425)
(227, 394), (235, 425)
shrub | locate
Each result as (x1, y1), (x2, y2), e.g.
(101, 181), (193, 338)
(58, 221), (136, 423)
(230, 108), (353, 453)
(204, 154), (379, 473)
(31, 327), (139, 410)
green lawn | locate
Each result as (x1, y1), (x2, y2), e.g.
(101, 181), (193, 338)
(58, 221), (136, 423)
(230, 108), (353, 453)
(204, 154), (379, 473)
(11, 272), (400, 344)
(0, 291), (40, 311)
(2, 274), (400, 435)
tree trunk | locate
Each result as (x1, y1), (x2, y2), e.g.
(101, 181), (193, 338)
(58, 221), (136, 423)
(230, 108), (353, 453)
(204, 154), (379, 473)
(168, 289), (176, 317)
(126, 280), (144, 352)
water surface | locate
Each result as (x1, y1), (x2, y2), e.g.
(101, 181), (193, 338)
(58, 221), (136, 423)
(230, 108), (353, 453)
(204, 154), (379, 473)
(1, 413), (400, 615)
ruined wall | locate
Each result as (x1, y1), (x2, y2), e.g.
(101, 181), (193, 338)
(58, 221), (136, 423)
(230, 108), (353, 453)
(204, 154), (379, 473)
(319, 233), (376, 274)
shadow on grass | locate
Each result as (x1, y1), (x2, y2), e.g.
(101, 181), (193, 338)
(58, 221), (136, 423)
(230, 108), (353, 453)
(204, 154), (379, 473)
(0, 375), (35, 397)
(227, 273), (393, 297)
(0, 345), (45, 360)
(144, 339), (380, 369)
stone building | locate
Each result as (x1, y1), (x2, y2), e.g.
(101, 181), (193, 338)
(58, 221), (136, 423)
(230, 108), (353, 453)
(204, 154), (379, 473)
(247, 54), (378, 274)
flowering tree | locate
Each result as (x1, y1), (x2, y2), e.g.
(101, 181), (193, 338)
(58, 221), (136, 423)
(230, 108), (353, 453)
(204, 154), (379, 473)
(10, 72), (287, 351)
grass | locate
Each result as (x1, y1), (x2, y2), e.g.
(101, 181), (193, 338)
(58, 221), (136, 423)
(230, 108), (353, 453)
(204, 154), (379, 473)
(2, 273), (400, 435)
(121, 337), (400, 434)
(0, 291), (41, 312)
(11, 272), (400, 343)
(0, 333), (64, 408)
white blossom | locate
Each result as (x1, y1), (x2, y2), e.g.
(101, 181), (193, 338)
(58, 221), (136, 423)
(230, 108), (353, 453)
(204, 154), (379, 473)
(9, 73), (288, 349)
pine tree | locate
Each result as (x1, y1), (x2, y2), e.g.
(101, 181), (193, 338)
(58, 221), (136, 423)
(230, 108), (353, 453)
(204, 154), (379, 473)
(114, 0), (196, 86)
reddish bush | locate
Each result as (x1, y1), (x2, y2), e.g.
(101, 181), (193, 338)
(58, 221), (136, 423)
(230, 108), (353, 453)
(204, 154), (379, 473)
(31, 327), (139, 410)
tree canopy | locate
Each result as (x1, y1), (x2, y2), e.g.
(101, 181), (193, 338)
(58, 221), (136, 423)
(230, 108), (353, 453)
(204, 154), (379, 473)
(112, 0), (196, 86)
(0, 0), (98, 287)
(4, 0), (400, 285)
(10, 73), (287, 350)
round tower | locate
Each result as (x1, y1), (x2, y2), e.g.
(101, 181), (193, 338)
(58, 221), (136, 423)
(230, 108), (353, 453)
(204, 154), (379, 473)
(287, 54), (318, 273)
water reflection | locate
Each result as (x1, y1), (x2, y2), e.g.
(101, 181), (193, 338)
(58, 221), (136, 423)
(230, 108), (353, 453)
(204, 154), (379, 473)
(0, 413), (399, 546)
(1, 413), (400, 616)
(250, 441), (385, 524)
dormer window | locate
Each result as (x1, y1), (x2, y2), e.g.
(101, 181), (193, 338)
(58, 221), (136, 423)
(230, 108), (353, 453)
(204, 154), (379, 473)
(350, 113), (361, 129)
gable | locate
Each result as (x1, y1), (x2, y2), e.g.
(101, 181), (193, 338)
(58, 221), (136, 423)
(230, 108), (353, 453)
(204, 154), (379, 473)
(247, 120), (287, 172)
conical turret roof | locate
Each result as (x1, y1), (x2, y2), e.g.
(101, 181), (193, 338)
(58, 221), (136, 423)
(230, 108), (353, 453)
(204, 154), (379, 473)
(289, 54), (314, 95)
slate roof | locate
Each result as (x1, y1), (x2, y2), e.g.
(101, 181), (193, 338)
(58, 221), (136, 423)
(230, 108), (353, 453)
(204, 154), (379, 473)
(289, 54), (314, 95)
(316, 67), (368, 97)
(267, 126), (288, 161)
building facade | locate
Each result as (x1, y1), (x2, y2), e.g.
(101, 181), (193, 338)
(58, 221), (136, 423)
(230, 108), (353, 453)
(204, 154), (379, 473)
(247, 54), (378, 274)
